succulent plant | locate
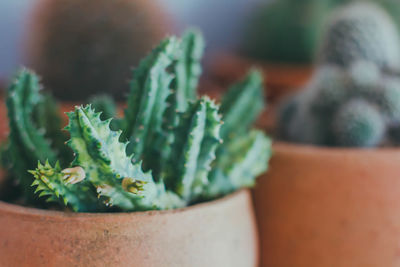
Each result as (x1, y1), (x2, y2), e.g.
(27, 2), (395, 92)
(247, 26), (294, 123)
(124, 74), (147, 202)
(6, 70), (63, 202)
(332, 99), (386, 147)
(278, 60), (400, 147)
(206, 70), (269, 199)
(27, 0), (170, 100)
(2, 31), (272, 212)
(317, 2), (400, 72)
(277, 2), (400, 148)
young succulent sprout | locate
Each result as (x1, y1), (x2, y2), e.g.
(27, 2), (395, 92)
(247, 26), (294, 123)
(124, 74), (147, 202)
(5, 30), (272, 212)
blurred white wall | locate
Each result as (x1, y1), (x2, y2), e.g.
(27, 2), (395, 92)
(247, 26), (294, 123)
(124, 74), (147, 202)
(0, 0), (269, 81)
(0, 0), (34, 79)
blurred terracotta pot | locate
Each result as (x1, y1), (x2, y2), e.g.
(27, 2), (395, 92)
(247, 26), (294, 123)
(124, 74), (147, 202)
(254, 142), (400, 267)
(0, 189), (258, 267)
(208, 54), (313, 103)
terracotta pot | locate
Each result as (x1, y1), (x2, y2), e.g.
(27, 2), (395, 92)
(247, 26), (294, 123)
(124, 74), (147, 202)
(208, 53), (313, 103)
(254, 142), (400, 267)
(0, 189), (258, 267)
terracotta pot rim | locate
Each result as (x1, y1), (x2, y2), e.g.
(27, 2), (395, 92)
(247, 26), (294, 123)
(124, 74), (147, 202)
(0, 189), (247, 219)
(274, 141), (400, 154)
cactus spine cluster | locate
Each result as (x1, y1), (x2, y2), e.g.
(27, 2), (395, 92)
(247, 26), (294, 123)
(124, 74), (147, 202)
(2, 30), (271, 212)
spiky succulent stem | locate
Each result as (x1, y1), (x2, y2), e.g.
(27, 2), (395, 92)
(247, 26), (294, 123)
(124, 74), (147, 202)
(65, 105), (184, 211)
(206, 70), (269, 199)
(174, 28), (205, 111)
(164, 97), (222, 200)
(206, 130), (271, 198)
(122, 37), (178, 165)
(6, 69), (58, 199)
(29, 161), (101, 212)
(2, 30), (272, 212)
(219, 70), (265, 141)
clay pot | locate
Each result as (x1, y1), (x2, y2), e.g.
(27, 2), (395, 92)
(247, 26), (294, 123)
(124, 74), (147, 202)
(254, 142), (400, 267)
(208, 54), (313, 103)
(0, 189), (258, 267)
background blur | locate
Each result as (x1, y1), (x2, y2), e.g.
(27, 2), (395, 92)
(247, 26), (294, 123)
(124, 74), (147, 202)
(0, 0), (266, 81)
(1, 0), (399, 101)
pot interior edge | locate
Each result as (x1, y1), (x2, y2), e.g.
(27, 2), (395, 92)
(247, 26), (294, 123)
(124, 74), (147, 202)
(0, 189), (249, 219)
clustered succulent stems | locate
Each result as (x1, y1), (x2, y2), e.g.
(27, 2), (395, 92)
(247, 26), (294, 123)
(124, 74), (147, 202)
(2, 30), (271, 212)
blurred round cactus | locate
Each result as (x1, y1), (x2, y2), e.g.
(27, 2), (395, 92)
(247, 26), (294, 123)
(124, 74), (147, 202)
(376, 77), (400, 122)
(278, 61), (400, 147)
(27, 0), (170, 100)
(317, 2), (400, 71)
(332, 99), (385, 147)
(308, 65), (350, 114)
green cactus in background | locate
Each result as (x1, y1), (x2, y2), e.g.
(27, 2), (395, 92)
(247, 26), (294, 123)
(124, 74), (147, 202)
(308, 65), (350, 114)
(317, 2), (400, 71)
(278, 60), (400, 147)
(332, 99), (385, 147)
(375, 77), (400, 123)
(243, 0), (333, 63)
(277, 2), (400, 148)
(1, 30), (272, 212)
